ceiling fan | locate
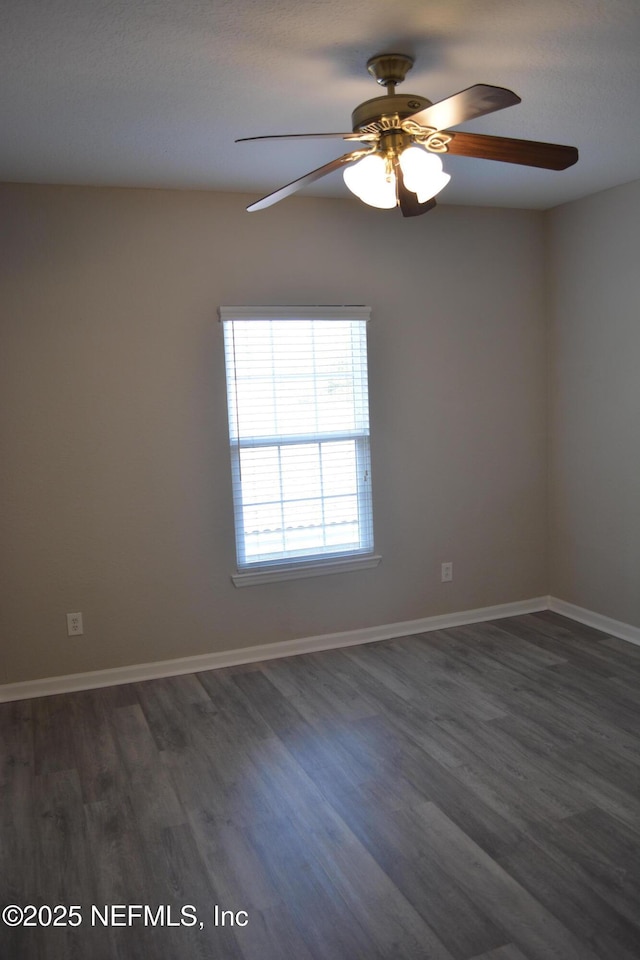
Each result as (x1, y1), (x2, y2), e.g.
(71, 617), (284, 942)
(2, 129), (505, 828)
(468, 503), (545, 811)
(238, 53), (578, 217)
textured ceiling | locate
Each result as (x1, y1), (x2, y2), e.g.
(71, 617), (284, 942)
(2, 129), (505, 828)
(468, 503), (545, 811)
(2, 0), (640, 209)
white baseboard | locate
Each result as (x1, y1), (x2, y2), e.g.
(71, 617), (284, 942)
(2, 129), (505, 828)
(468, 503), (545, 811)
(3, 595), (638, 704)
(548, 596), (640, 647)
(0, 596), (548, 703)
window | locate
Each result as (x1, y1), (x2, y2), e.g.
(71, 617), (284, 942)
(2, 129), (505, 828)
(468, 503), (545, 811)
(220, 306), (378, 585)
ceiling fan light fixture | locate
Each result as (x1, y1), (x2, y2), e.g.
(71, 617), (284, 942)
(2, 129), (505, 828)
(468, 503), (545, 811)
(343, 153), (397, 209)
(241, 56), (577, 215)
(399, 145), (451, 202)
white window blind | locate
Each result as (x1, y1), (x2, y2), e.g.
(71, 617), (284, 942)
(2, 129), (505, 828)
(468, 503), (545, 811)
(220, 306), (374, 572)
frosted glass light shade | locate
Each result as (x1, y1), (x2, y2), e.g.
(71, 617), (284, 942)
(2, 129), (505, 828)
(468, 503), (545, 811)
(399, 146), (451, 202)
(343, 154), (397, 209)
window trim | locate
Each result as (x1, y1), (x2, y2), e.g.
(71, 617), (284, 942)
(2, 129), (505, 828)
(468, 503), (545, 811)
(231, 553), (382, 588)
(219, 305), (378, 583)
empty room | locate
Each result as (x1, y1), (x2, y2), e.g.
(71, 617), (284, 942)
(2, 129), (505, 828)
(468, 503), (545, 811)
(1, 1), (640, 958)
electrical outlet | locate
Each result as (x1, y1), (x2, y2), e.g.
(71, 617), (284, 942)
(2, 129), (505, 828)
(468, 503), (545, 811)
(441, 562), (453, 583)
(67, 612), (83, 636)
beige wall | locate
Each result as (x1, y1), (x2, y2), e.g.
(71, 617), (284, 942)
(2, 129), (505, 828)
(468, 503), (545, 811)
(0, 184), (547, 684)
(547, 179), (640, 628)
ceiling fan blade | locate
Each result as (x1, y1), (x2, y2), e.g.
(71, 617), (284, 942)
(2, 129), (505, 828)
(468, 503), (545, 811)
(246, 151), (360, 212)
(396, 165), (437, 218)
(407, 84), (521, 132)
(237, 132), (374, 143)
(445, 131), (578, 169)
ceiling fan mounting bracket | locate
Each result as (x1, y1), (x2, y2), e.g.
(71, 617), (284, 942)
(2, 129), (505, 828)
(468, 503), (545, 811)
(366, 54), (415, 88)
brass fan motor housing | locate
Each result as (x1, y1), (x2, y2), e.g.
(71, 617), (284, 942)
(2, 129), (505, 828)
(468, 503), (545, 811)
(351, 94), (431, 135)
(356, 54), (431, 136)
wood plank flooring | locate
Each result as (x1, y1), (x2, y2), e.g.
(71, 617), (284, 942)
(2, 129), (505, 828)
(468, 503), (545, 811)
(2, 611), (640, 959)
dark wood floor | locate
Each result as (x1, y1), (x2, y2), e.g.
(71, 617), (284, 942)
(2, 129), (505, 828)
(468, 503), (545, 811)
(2, 611), (640, 959)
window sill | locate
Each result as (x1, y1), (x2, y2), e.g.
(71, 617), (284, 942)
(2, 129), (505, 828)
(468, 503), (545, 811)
(231, 554), (382, 588)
